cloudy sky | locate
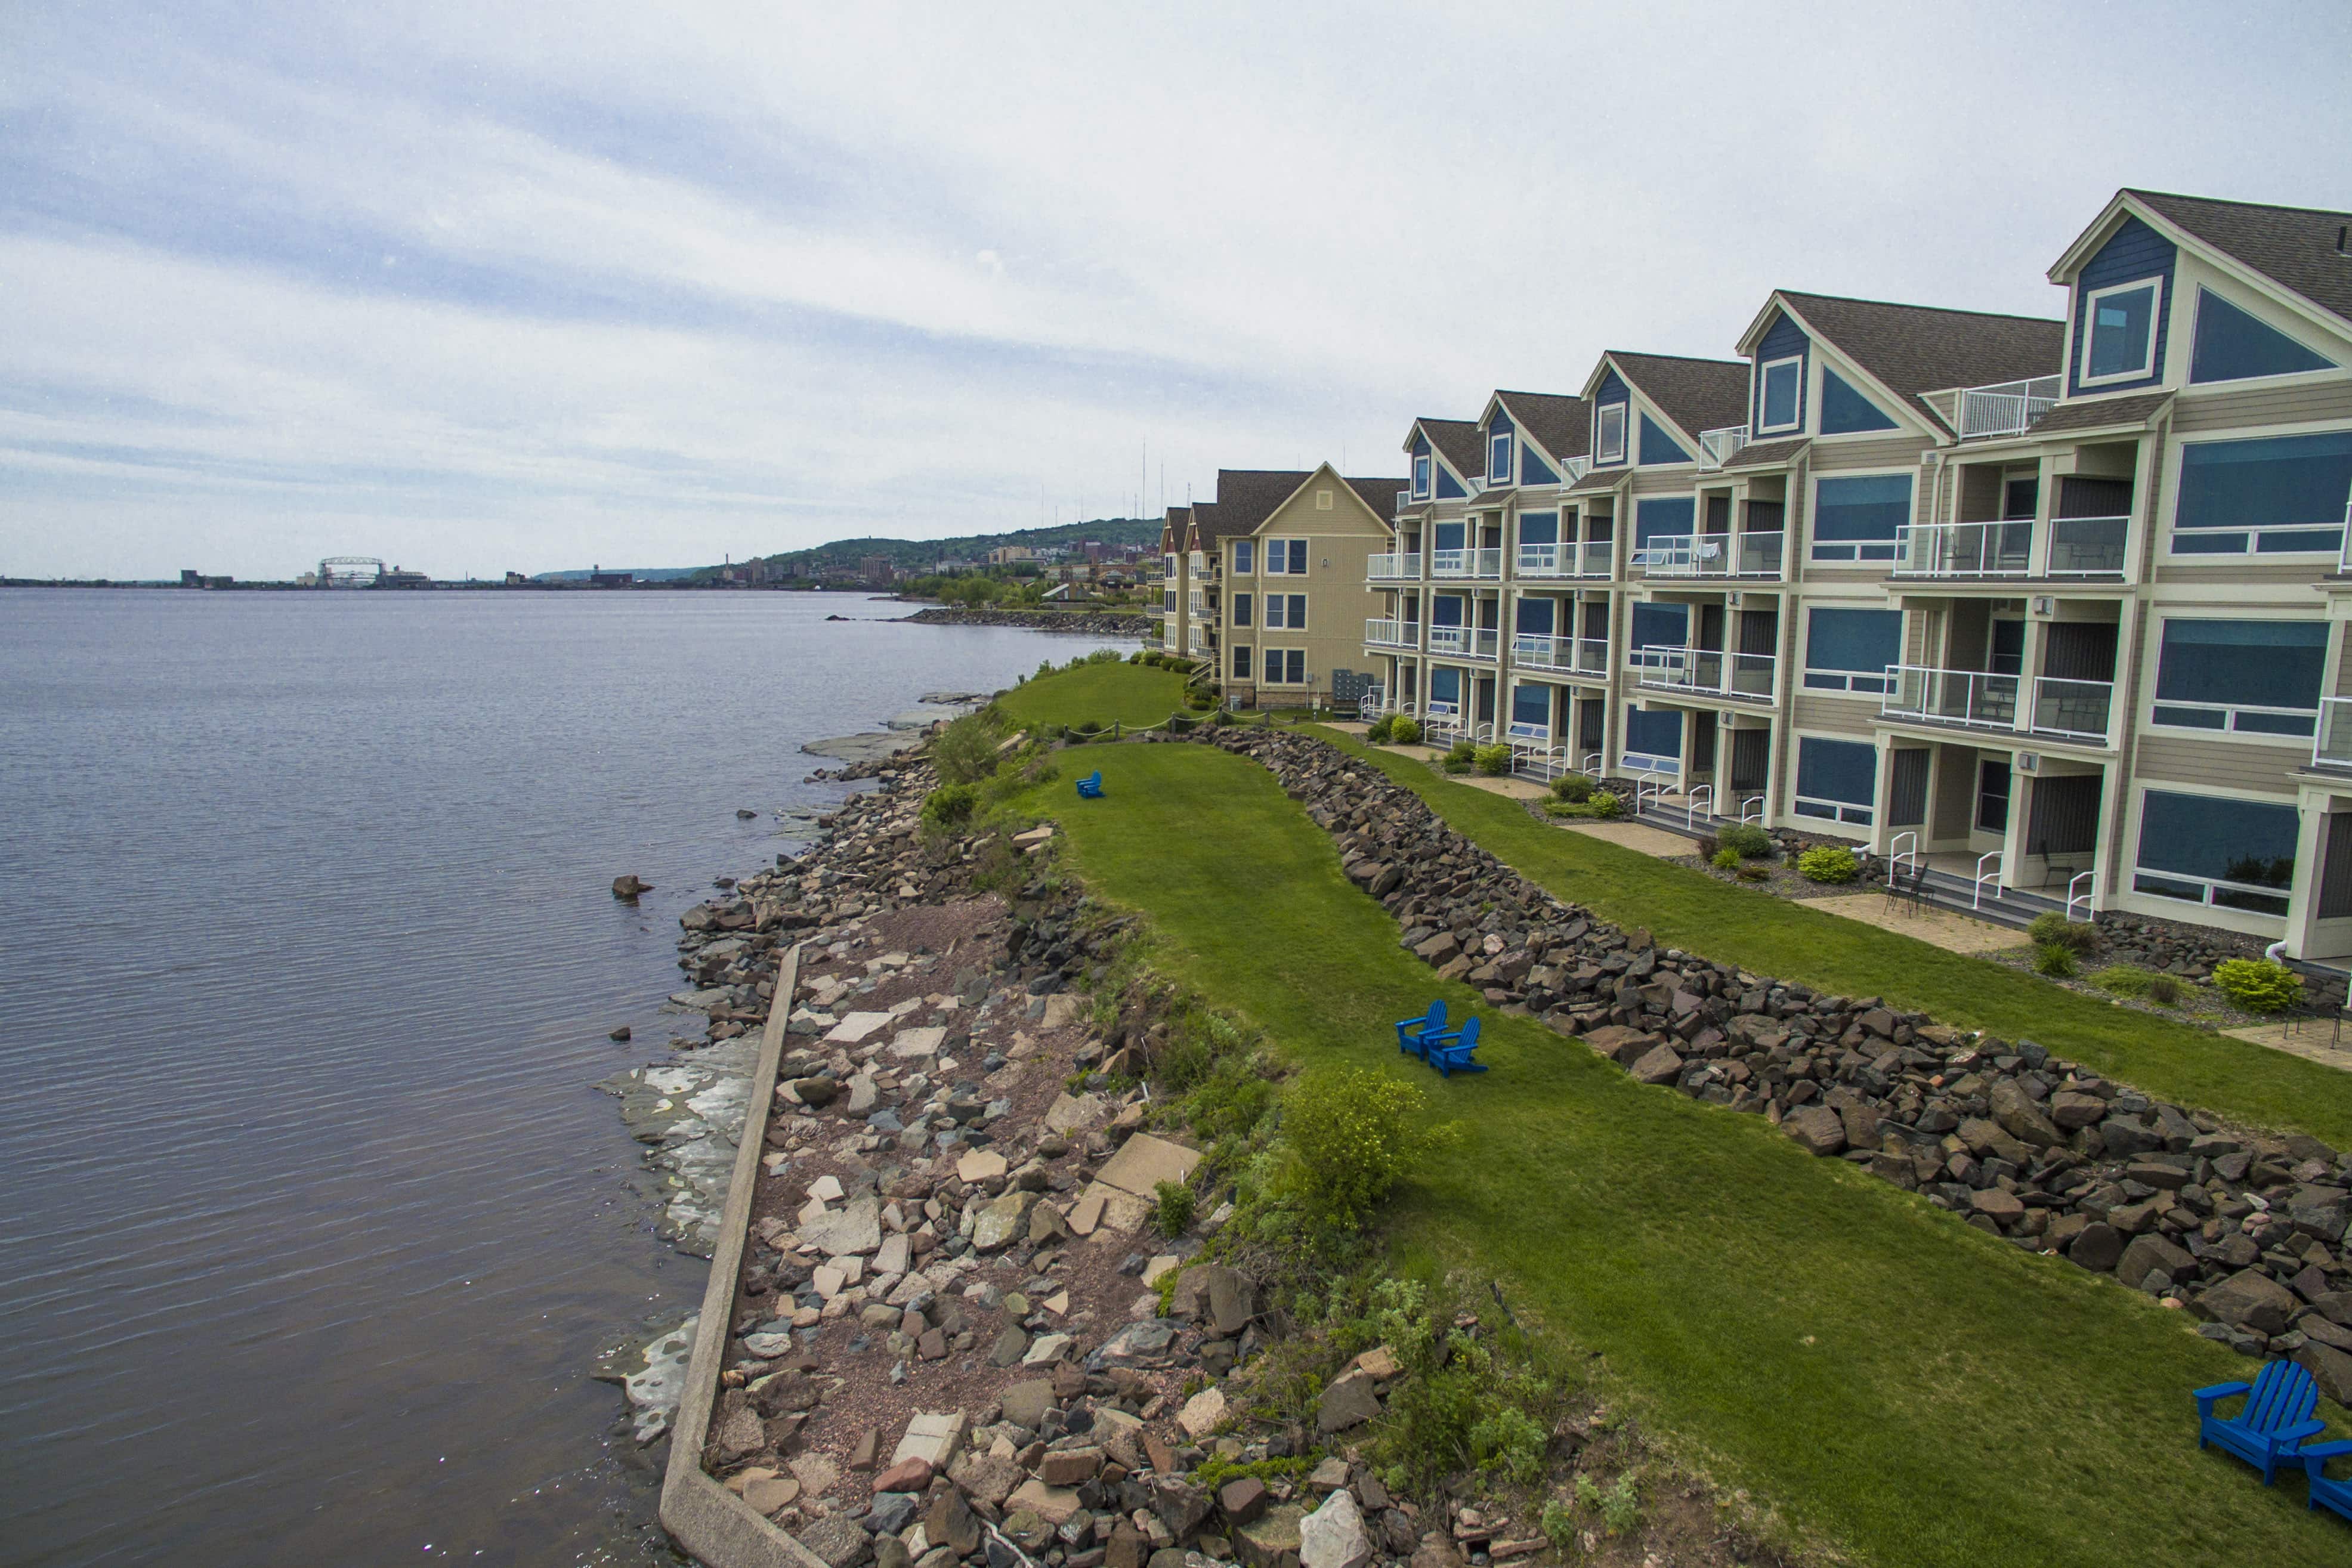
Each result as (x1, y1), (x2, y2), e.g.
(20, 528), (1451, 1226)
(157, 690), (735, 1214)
(4, 2), (2348, 580)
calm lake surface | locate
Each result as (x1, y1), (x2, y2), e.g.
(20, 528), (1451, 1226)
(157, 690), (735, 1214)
(0, 589), (1129, 1567)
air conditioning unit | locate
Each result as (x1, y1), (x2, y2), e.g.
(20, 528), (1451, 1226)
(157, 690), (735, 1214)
(1726, 591), (1744, 607)
(2016, 753), (2041, 774)
(2032, 596), (2056, 616)
(1920, 450), (1943, 469)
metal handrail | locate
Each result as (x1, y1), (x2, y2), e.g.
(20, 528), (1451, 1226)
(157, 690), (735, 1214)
(1687, 784), (1713, 830)
(2067, 869), (2094, 924)
(1955, 376), (2061, 440)
(1581, 751), (1603, 775)
(1636, 777), (1663, 816)
(1430, 547), (1503, 579)
(1973, 851), (2004, 911)
(1740, 794), (1763, 824)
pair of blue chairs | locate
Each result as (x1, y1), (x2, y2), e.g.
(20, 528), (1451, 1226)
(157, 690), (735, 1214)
(1393, 1000), (1486, 1077)
(2196, 1359), (2352, 1521)
(1074, 771), (1104, 799)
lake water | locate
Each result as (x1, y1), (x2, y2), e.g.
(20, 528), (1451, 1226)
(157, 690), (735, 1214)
(0, 589), (1129, 1567)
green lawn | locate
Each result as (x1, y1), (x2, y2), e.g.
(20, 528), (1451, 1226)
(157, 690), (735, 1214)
(1296, 727), (2352, 1151)
(996, 661), (1192, 731)
(1019, 741), (2346, 1568)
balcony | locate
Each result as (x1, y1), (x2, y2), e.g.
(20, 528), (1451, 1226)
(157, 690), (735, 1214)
(1881, 666), (2114, 744)
(1630, 645), (1776, 701)
(2314, 698), (2352, 770)
(1367, 551), (1423, 582)
(1955, 376), (2061, 440)
(1364, 618), (1420, 650)
(1634, 531), (1785, 579)
(1510, 633), (1609, 676)
(1516, 540), (1613, 577)
(1894, 520), (2032, 578)
(2050, 515), (2129, 576)
(1430, 547), (1504, 580)
(1697, 426), (1751, 469)
(1427, 625), (1500, 660)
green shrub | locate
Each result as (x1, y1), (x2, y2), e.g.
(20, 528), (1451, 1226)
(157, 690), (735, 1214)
(1717, 822), (1773, 859)
(1587, 790), (1624, 820)
(2149, 972), (2187, 1006)
(2028, 911), (2100, 954)
(1389, 717), (1423, 746)
(1540, 1499), (1577, 1550)
(1469, 1405), (1547, 1483)
(1442, 741), (1476, 775)
(1736, 862), (1770, 882)
(1796, 845), (1858, 884)
(1550, 773), (1594, 803)
(1600, 1474), (1642, 1536)
(1279, 1065), (1458, 1222)
(2090, 965), (2152, 997)
(2033, 942), (2079, 978)
(1711, 846), (1740, 872)
(2212, 957), (2303, 1013)
(1365, 715), (1396, 744)
(1473, 743), (1513, 776)
(1152, 1180), (1197, 1237)
(920, 783), (978, 831)
(931, 712), (1003, 785)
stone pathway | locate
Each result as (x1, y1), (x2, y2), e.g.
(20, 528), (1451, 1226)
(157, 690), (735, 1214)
(1793, 892), (2031, 956)
(2226, 1019), (2352, 1074)
(1552, 819), (1690, 858)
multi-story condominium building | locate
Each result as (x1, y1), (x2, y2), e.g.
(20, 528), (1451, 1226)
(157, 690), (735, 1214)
(1155, 505), (1193, 655)
(1363, 188), (2352, 957)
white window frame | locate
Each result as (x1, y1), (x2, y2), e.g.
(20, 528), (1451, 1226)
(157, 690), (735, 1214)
(1757, 355), (1804, 434)
(2144, 613), (2326, 740)
(1232, 539), (1253, 574)
(1232, 644), (1253, 681)
(1596, 404), (1626, 465)
(2160, 422), (2352, 560)
(1263, 538), (1307, 575)
(1413, 453), (1432, 499)
(1231, 592), (1252, 628)
(1263, 593), (1307, 631)
(1489, 431), (1512, 483)
(1790, 732), (1878, 829)
(2079, 276), (2165, 388)
(1263, 647), (1306, 686)
(2127, 784), (2297, 921)
(1807, 468), (1914, 565)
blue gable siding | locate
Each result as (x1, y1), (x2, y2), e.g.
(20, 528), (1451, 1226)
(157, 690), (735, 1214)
(2069, 214), (2177, 397)
(1520, 443), (1560, 484)
(1638, 412), (1693, 466)
(1436, 467), (1467, 499)
(1819, 366), (1899, 434)
(1753, 311), (1810, 435)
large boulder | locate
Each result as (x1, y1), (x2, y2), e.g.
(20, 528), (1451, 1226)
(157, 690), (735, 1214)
(1782, 1105), (1846, 1156)
(1317, 1369), (1381, 1433)
(2298, 1340), (2352, 1407)
(2115, 1233), (2196, 1292)
(1299, 1488), (1373, 1568)
(2196, 1268), (2299, 1336)
(1628, 1044), (1685, 1085)
(1989, 1079), (2064, 1149)
(2067, 1222), (2125, 1272)
(972, 1190), (1039, 1251)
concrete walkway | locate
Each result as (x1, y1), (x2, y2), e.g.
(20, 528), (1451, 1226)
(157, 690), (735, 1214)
(1794, 891), (2030, 955)
(2226, 1019), (2352, 1074)
(1554, 819), (1692, 858)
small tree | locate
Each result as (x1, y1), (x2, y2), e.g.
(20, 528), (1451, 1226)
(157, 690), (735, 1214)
(1280, 1065), (1458, 1223)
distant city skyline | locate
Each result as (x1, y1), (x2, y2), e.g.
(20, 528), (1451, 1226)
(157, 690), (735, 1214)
(3, 1), (2348, 579)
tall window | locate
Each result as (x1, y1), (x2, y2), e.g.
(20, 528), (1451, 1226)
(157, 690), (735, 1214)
(1596, 403), (1627, 464)
(1794, 737), (1877, 826)
(1413, 453), (1432, 498)
(2151, 618), (2328, 735)
(2081, 278), (2161, 385)
(1810, 474), (1912, 562)
(1232, 645), (1251, 679)
(1263, 648), (1305, 685)
(1260, 539), (1309, 574)
(1758, 356), (1802, 433)
(1263, 594), (1307, 630)
(1976, 760), (2011, 833)
(1232, 539), (1254, 574)
(1803, 607), (1900, 694)
(1489, 430), (1512, 482)
(2134, 788), (2298, 916)
(1231, 592), (1252, 627)
(2172, 431), (2352, 555)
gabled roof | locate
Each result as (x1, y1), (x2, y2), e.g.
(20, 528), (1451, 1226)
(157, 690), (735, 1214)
(1345, 475), (1408, 517)
(1772, 291), (2065, 432)
(1723, 437), (1810, 471)
(1185, 501), (1219, 549)
(1407, 417), (1483, 483)
(1490, 391), (1591, 461)
(2023, 390), (2174, 438)
(2060, 190), (2352, 327)
(1589, 352), (1750, 442)
(1160, 506), (1189, 552)
(1205, 469), (1321, 543)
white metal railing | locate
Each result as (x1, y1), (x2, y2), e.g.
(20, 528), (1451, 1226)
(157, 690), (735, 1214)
(1430, 546), (1504, 579)
(1956, 376), (2061, 440)
(1636, 777), (1665, 814)
(1740, 794), (1764, 824)
(1631, 646), (1776, 701)
(1882, 665), (2020, 731)
(1698, 426), (1751, 469)
(1973, 851), (2005, 911)
(1471, 627), (1499, 659)
(1561, 457), (1591, 484)
(2314, 697), (2352, 769)
(1686, 784), (1714, 829)
(1578, 539), (1615, 576)
(2067, 869), (2094, 924)
(1582, 751), (1604, 775)
(1364, 618), (1419, 649)
(1358, 692), (1387, 723)
(1574, 636), (1610, 675)
(1894, 520), (2032, 578)
(2030, 677), (2114, 743)
(1511, 632), (1574, 672)
(1428, 626), (1501, 659)
(1513, 743), (1575, 783)
(2049, 515), (2128, 576)
(1423, 701), (1463, 744)
(1636, 531), (1785, 579)
(1367, 552), (1422, 580)
(1516, 542), (1569, 577)
(1890, 830), (1919, 880)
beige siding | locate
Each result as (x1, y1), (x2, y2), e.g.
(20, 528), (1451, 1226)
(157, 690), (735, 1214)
(1807, 435), (1926, 472)
(2131, 733), (2306, 796)
(1791, 694), (1877, 738)
(2153, 561), (2341, 586)
(2171, 379), (2352, 434)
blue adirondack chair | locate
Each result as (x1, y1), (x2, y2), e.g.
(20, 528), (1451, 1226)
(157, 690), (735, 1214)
(1423, 1016), (1487, 1078)
(1075, 771), (1104, 799)
(1395, 999), (1447, 1059)
(2195, 1360), (2325, 1484)
(2301, 1439), (2352, 1521)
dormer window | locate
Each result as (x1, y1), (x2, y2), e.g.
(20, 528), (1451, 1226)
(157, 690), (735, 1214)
(1413, 453), (1432, 499)
(2082, 277), (2162, 385)
(1489, 431), (1512, 483)
(1758, 356), (1803, 434)
(1596, 404), (1626, 464)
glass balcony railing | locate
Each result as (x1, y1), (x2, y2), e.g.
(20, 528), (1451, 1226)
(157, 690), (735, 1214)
(1430, 547), (1504, 580)
(2314, 698), (2352, 770)
(1881, 666), (2116, 744)
(1426, 626), (1500, 660)
(1634, 531), (1785, 579)
(1509, 632), (1608, 676)
(1894, 521), (2033, 578)
(2049, 514), (2129, 576)
(1364, 618), (1419, 650)
(1367, 552), (1422, 581)
(1629, 646), (1776, 701)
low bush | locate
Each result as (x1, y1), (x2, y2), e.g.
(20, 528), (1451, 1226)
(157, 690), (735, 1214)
(1153, 1179), (1197, 1238)
(1711, 847), (1740, 872)
(2028, 911), (2100, 954)
(1586, 790), (1624, 820)
(1550, 773), (1594, 803)
(1442, 741), (1477, 775)
(1278, 1065), (1458, 1223)
(919, 782), (979, 831)
(2212, 957), (2303, 1013)
(1796, 845), (1858, 884)
(1365, 715), (1396, 744)
(1473, 743), (1513, 777)
(1717, 822), (1773, 859)
(931, 711), (1003, 784)
(2149, 972), (2187, 1006)
(1736, 862), (1770, 882)
(2090, 965), (2153, 997)
(2033, 942), (2079, 978)
(1389, 717), (1423, 746)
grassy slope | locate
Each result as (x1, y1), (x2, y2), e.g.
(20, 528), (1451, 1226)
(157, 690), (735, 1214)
(996, 663), (1192, 732)
(1308, 726), (2352, 1151)
(1019, 739), (2342, 1567)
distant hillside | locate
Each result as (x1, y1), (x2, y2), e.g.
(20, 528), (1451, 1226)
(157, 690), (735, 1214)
(530, 565), (704, 583)
(712, 517), (1161, 580)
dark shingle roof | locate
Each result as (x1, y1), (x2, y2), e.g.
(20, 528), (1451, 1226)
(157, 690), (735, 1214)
(1185, 501), (1217, 549)
(1495, 391), (1591, 461)
(1160, 506), (1188, 552)
(2128, 190), (2352, 326)
(1606, 353), (1750, 441)
(1344, 475), (1408, 517)
(1566, 465), (1624, 495)
(1205, 470), (1313, 542)
(1415, 418), (1483, 482)
(2024, 391), (2174, 438)
(1724, 437), (1810, 470)
(1778, 292), (2064, 432)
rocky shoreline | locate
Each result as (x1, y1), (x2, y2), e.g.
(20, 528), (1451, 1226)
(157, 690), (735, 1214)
(900, 607), (1154, 636)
